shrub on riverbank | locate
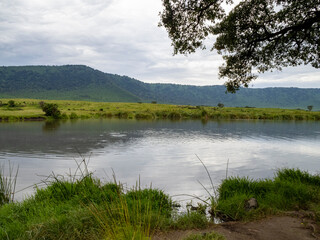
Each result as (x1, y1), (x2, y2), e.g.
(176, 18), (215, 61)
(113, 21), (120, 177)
(40, 103), (61, 119)
(214, 169), (320, 221)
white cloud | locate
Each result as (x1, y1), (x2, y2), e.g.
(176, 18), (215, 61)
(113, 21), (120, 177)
(0, 0), (319, 87)
(253, 66), (320, 88)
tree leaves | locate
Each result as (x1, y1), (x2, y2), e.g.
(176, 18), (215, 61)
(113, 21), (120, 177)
(160, 0), (320, 92)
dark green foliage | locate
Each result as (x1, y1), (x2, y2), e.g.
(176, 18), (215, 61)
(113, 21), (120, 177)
(308, 105), (313, 111)
(115, 111), (129, 118)
(215, 169), (320, 221)
(160, 0), (320, 92)
(41, 103), (61, 118)
(1, 66), (320, 109)
(8, 100), (15, 107)
(135, 112), (153, 119)
(201, 108), (208, 118)
(61, 113), (68, 119)
(217, 103), (224, 108)
(34, 175), (120, 204)
(218, 177), (274, 201)
(0, 169), (174, 240)
(96, 187), (174, 236)
(167, 111), (182, 119)
(294, 115), (304, 120)
(275, 168), (320, 187)
(69, 112), (78, 119)
(0, 177), (107, 239)
(0, 65), (140, 103)
(126, 188), (172, 218)
(19, 206), (101, 240)
(38, 101), (45, 108)
(0, 163), (18, 206)
(170, 212), (209, 230)
(183, 232), (225, 240)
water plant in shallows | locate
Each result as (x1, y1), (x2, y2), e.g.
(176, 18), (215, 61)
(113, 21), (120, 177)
(0, 161), (19, 206)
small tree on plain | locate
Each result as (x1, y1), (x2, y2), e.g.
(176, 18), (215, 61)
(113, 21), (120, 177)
(217, 103), (224, 108)
(41, 103), (61, 119)
(8, 100), (15, 107)
(307, 105), (313, 111)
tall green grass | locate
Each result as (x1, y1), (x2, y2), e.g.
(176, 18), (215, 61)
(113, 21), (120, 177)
(214, 168), (320, 221)
(2, 162), (320, 239)
(0, 162), (18, 206)
(183, 232), (225, 240)
(0, 157), (215, 240)
(90, 186), (172, 239)
(0, 159), (174, 240)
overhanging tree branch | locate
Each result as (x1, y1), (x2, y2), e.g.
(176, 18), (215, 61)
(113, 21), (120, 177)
(160, 0), (320, 92)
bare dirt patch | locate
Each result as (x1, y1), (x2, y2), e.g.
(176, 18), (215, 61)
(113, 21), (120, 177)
(153, 213), (320, 240)
(216, 215), (319, 240)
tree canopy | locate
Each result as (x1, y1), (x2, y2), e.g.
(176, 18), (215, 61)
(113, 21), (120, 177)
(159, 0), (320, 92)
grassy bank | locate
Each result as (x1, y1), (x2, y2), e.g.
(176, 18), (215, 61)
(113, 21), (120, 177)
(0, 161), (214, 240)
(0, 98), (320, 121)
(214, 169), (320, 222)
(1, 165), (320, 239)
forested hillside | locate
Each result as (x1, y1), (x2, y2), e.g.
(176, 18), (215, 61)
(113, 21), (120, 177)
(1, 65), (319, 110)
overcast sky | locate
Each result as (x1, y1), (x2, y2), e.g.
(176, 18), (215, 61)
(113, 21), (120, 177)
(1, 0), (319, 88)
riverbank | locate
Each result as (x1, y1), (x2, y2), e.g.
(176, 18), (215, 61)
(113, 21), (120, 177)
(153, 214), (320, 240)
(0, 98), (320, 121)
(1, 164), (320, 239)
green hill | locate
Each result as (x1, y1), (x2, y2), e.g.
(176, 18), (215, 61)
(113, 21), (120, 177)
(0, 65), (140, 102)
(1, 65), (319, 110)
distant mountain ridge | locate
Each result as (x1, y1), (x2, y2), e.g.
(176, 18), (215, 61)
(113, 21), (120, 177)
(1, 65), (320, 110)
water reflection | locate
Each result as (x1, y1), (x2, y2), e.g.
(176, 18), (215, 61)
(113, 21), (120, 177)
(42, 120), (61, 132)
(0, 119), (319, 201)
(1, 119), (319, 155)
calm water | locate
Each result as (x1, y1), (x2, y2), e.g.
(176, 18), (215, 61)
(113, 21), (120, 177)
(0, 119), (319, 201)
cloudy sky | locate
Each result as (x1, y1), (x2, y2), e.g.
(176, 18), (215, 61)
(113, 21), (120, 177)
(1, 0), (319, 88)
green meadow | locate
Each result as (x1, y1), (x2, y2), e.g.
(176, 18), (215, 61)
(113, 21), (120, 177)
(0, 98), (319, 121)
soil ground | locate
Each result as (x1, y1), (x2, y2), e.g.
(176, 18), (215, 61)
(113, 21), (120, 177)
(153, 212), (320, 240)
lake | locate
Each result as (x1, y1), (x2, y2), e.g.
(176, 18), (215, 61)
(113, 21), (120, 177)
(1, 119), (319, 202)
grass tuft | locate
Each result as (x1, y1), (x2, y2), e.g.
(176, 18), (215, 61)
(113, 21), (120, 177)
(183, 232), (226, 240)
(170, 211), (210, 230)
(214, 168), (320, 221)
(0, 162), (19, 206)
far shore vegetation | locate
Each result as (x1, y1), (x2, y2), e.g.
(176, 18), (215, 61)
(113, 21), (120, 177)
(1, 159), (320, 239)
(0, 98), (319, 122)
